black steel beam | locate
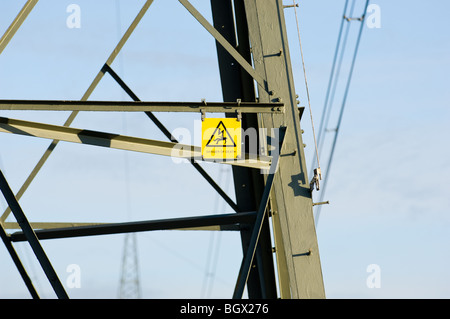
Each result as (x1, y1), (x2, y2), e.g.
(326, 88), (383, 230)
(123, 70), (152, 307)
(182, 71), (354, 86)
(10, 212), (257, 242)
(211, 0), (277, 299)
(0, 221), (39, 299)
(232, 126), (286, 299)
(0, 170), (68, 299)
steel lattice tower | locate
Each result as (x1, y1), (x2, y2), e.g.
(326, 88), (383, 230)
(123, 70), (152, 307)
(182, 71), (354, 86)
(118, 233), (141, 299)
(0, 0), (325, 299)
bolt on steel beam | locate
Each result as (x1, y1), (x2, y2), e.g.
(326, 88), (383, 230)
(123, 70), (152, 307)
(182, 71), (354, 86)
(0, 116), (272, 170)
(9, 212), (257, 242)
(0, 99), (284, 114)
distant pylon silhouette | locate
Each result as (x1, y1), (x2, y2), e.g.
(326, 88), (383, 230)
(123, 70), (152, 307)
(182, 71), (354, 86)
(118, 232), (141, 299)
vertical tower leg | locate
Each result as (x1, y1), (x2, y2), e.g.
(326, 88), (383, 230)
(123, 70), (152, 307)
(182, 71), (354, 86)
(242, 0), (325, 298)
(210, 0), (277, 299)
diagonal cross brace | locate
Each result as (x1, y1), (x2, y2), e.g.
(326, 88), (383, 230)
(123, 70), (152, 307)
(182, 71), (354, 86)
(232, 126), (287, 299)
(102, 63), (241, 213)
(0, 0), (155, 223)
(0, 221), (39, 299)
(0, 0), (39, 55)
(0, 170), (68, 299)
(178, 0), (268, 92)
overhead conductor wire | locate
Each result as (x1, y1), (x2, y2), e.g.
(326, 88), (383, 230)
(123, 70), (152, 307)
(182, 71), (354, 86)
(315, 0), (370, 227)
(311, 0), (350, 177)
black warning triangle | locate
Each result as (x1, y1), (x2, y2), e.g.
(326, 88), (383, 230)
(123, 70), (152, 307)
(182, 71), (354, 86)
(205, 121), (237, 148)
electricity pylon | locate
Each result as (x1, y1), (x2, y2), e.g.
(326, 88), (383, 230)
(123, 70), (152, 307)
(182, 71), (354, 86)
(0, 0), (325, 299)
(118, 233), (141, 299)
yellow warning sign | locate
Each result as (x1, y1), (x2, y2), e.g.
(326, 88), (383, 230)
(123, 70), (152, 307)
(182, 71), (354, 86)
(202, 118), (241, 159)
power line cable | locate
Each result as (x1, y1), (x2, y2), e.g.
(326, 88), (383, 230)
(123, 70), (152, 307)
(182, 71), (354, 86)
(313, 0), (356, 179)
(310, 0), (350, 177)
(315, 0), (370, 227)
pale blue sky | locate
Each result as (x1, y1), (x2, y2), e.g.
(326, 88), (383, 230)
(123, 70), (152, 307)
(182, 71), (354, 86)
(0, 0), (449, 299)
